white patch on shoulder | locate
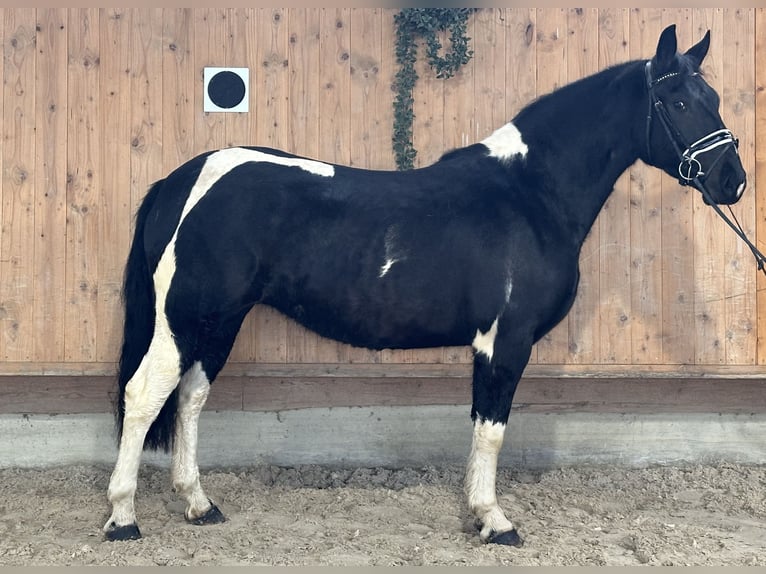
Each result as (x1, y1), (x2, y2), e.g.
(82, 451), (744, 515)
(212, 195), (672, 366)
(472, 318), (499, 361)
(481, 122), (528, 161)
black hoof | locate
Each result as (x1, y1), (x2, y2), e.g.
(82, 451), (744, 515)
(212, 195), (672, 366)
(187, 501), (226, 525)
(105, 522), (142, 541)
(488, 528), (524, 547)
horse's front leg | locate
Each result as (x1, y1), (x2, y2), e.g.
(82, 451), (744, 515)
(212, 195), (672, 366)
(465, 319), (531, 546)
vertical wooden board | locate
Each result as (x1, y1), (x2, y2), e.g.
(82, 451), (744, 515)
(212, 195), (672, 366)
(505, 8), (536, 365)
(162, 9), (194, 175)
(377, 8), (396, 172)
(379, 8), (420, 365)
(472, 9), (505, 143)
(282, 8), (323, 364)
(1, 9), (36, 361)
(660, 9), (695, 365)
(65, 9), (100, 362)
(407, 15), (444, 169)
(252, 8), (290, 365)
(97, 9), (132, 363)
(301, 8), (350, 364)
(442, 13), (474, 154)
(505, 9), (536, 120)
(129, 9), (164, 222)
(224, 8), (256, 149)
(629, 8), (664, 364)
(347, 8), (383, 364)
(192, 9), (226, 156)
(597, 8), (632, 364)
(319, 8), (351, 165)
(691, 9), (726, 364)
(286, 8), (321, 160)
(565, 8), (599, 364)
(534, 8), (569, 364)
(224, 7), (258, 363)
(722, 8), (756, 365)
(756, 8), (766, 365)
(349, 8), (382, 169)
(33, 9), (67, 362)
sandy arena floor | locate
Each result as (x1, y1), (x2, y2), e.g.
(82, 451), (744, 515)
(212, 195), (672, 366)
(0, 463), (764, 566)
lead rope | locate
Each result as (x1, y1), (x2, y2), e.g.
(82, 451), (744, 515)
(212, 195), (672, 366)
(696, 178), (766, 278)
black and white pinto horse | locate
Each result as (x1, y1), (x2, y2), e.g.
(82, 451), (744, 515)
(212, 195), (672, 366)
(104, 25), (746, 545)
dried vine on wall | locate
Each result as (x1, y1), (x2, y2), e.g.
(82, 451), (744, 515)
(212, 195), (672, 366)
(392, 8), (475, 170)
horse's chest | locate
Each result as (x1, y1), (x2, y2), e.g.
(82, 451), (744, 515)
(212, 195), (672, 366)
(508, 250), (581, 341)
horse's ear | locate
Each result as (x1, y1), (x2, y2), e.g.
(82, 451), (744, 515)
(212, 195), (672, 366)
(685, 29), (710, 68)
(654, 24), (678, 72)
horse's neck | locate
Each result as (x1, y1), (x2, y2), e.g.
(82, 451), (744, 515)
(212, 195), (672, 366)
(514, 64), (645, 247)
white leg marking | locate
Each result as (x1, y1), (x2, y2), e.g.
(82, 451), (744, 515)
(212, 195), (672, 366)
(465, 418), (515, 541)
(172, 362), (214, 521)
(481, 122), (528, 162)
(472, 318), (499, 361)
(106, 147), (333, 532)
(104, 327), (182, 531)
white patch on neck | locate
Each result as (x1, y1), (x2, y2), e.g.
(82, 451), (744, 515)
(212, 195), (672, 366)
(481, 122), (528, 161)
(472, 318), (499, 361)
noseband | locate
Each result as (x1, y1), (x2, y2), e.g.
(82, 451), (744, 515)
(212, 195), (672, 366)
(644, 61), (738, 187)
(644, 61), (766, 276)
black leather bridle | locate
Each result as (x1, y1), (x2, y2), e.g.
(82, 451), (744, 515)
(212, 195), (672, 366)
(644, 60), (766, 275)
(644, 61), (739, 187)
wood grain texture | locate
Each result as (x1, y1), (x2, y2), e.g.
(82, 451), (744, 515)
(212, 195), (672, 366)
(33, 9), (67, 363)
(2, 375), (765, 415)
(629, 8), (665, 365)
(597, 8), (632, 365)
(0, 9), (759, 401)
(64, 9), (100, 362)
(757, 8), (766, 365)
(97, 9), (132, 363)
(565, 8), (599, 366)
(1, 10), (36, 362)
(722, 9), (756, 365)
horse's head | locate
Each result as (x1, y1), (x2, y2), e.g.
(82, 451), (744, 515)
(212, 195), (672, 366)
(644, 25), (746, 205)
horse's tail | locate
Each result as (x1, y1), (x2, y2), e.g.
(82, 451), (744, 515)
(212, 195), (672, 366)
(115, 179), (178, 453)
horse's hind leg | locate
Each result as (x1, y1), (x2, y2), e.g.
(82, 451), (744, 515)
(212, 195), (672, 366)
(465, 320), (531, 546)
(171, 362), (224, 524)
(170, 309), (250, 526)
(104, 338), (182, 540)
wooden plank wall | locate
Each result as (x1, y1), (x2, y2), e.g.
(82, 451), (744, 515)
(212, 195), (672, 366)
(0, 8), (763, 385)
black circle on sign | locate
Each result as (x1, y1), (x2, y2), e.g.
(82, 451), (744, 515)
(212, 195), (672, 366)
(208, 71), (246, 109)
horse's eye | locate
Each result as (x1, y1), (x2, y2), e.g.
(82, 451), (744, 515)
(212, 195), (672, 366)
(674, 101), (687, 111)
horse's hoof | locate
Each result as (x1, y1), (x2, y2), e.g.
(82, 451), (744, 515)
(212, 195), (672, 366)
(487, 528), (524, 547)
(187, 501), (226, 525)
(105, 522), (142, 541)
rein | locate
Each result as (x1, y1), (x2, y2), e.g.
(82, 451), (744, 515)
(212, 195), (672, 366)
(644, 61), (766, 278)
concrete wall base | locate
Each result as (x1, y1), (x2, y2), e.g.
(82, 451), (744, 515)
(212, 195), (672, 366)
(2, 406), (764, 469)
